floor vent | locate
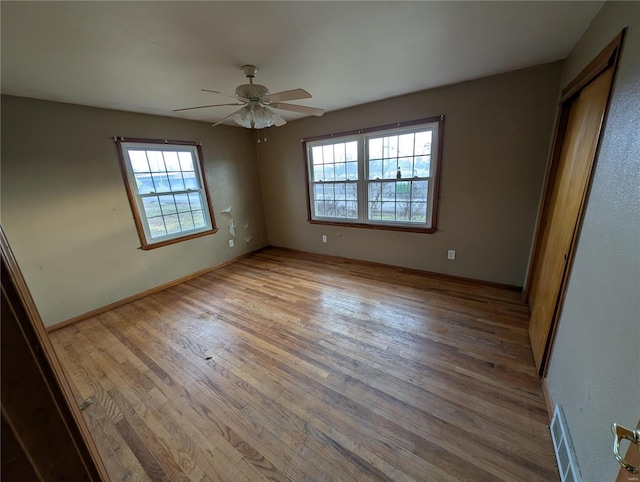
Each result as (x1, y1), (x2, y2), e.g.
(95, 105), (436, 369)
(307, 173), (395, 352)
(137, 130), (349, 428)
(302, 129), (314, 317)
(551, 404), (582, 482)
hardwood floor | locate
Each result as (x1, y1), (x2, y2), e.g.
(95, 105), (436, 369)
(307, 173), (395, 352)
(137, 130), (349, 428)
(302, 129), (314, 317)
(49, 248), (559, 481)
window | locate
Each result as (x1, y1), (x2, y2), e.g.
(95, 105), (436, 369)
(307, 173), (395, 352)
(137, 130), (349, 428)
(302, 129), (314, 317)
(304, 117), (443, 232)
(115, 137), (217, 249)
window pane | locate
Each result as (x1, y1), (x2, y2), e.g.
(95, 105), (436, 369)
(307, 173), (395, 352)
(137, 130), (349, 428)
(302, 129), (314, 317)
(411, 180), (428, 202)
(368, 202), (381, 220)
(396, 201), (411, 222)
(410, 202), (427, 223)
(334, 183), (346, 200)
(346, 183), (357, 201)
(334, 143), (346, 163)
(174, 194), (190, 212)
(324, 200), (336, 218)
(147, 151), (166, 172)
(336, 200), (347, 217)
(383, 136), (397, 159)
(168, 172), (185, 191)
(183, 171), (198, 190)
(135, 173), (155, 194)
(396, 181), (410, 203)
(313, 184), (324, 202)
(346, 202), (358, 218)
(398, 158), (413, 178)
(414, 156), (431, 177)
(335, 163), (346, 181)
(188, 192), (203, 210)
(346, 141), (358, 161)
(192, 210), (205, 228)
(312, 146), (324, 164)
(163, 151), (181, 171)
(142, 196), (162, 217)
(369, 138), (382, 159)
(368, 182), (381, 200)
(313, 165), (324, 181)
(147, 216), (167, 238)
(368, 159), (382, 180)
(381, 182), (396, 201)
(163, 214), (181, 234)
(415, 131), (432, 155)
(152, 173), (170, 192)
(158, 195), (177, 215)
(323, 164), (335, 181)
(383, 158), (397, 179)
(381, 202), (395, 220)
(346, 161), (358, 180)
(398, 133), (415, 157)
(324, 184), (335, 201)
(129, 151), (150, 173)
(179, 212), (195, 231)
(368, 182), (382, 220)
(322, 145), (334, 164)
(178, 152), (194, 171)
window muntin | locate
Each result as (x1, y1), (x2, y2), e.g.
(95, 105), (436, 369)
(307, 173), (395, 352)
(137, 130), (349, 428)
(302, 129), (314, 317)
(305, 118), (442, 231)
(115, 138), (216, 249)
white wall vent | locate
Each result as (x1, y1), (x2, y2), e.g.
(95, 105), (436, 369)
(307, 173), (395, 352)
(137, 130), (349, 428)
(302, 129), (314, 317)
(551, 404), (583, 482)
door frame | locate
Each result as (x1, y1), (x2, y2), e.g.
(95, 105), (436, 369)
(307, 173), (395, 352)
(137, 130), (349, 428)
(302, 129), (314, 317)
(1, 225), (109, 479)
(524, 30), (626, 376)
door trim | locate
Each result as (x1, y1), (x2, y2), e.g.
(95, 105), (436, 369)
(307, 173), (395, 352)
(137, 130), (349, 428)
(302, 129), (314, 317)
(1, 225), (109, 479)
(524, 30), (626, 376)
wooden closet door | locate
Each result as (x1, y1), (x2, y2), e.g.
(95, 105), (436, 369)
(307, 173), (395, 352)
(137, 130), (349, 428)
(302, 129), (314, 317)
(528, 67), (614, 372)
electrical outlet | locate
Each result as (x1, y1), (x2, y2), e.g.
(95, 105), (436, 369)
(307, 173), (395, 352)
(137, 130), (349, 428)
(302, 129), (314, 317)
(228, 239), (235, 248)
(322, 235), (327, 243)
(447, 249), (456, 260)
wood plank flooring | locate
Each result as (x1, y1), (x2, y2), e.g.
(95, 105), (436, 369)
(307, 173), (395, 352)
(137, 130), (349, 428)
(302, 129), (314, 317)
(49, 248), (559, 481)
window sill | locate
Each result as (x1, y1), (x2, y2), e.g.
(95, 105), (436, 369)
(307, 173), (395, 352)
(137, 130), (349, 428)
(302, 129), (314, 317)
(308, 219), (436, 234)
(139, 228), (218, 250)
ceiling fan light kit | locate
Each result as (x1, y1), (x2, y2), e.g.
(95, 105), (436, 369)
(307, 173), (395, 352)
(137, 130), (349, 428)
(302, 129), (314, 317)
(232, 104), (284, 129)
(174, 65), (324, 130)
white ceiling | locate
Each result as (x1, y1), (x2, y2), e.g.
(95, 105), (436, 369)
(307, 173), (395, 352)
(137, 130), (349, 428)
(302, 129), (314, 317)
(1, 1), (603, 126)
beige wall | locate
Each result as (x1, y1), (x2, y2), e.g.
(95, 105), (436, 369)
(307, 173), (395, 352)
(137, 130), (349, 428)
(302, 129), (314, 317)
(546, 2), (640, 481)
(257, 63), (562, 286)
(1, 95), (268, 327)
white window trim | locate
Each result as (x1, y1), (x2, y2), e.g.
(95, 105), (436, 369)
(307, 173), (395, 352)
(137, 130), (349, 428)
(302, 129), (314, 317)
(304, 117), (443, 232)
(115, 138), (217, 249)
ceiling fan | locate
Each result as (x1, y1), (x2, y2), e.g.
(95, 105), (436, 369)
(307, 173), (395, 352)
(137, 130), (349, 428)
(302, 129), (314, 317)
(174, 65), (325, 129)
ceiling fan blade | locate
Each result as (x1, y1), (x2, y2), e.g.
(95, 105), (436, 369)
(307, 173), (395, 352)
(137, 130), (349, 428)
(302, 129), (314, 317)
(173, 103), (242, 112)
(263, 88), (311, 103)
(202, 89), (249, 103)
(201, 88), (235, 98)
(273, 102), (325, 116)
(211, 107), (245, 128)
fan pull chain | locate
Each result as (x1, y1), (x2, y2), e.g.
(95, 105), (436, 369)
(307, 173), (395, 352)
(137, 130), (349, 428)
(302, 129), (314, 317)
(255, 130), (268, 144)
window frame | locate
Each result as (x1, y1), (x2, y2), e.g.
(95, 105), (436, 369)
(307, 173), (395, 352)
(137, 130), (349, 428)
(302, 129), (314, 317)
(114, 137), (217, 250)
(303, 116), (444, 233)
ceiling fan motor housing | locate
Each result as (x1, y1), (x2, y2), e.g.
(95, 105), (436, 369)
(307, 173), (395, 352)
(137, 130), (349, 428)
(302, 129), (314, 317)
(235, 83), (269, 101)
